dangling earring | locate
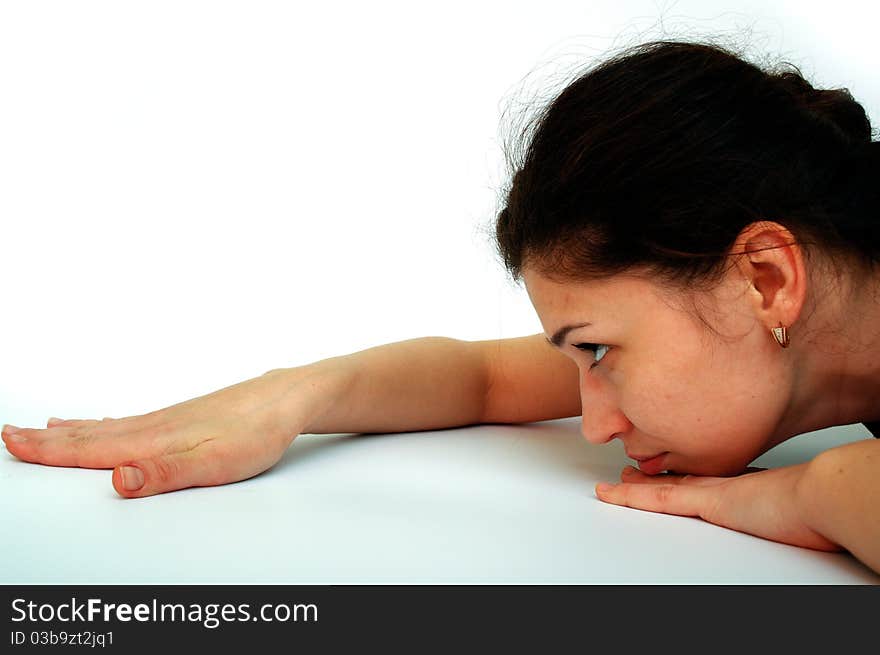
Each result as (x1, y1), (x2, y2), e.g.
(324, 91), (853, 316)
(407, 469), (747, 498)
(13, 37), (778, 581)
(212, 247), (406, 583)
(771, 323), (790, 348)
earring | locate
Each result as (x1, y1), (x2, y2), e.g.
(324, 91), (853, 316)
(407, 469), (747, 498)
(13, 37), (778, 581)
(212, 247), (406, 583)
(771, 323), (790, 348)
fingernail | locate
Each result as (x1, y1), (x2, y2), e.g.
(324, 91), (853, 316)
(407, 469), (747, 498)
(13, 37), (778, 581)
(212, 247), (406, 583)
(4, 424), (21, 433)
(596, 483), (616, 493)
(5, 433), (27, 443)
(120, 466), (145, 491)
(48, 417), (64, 424)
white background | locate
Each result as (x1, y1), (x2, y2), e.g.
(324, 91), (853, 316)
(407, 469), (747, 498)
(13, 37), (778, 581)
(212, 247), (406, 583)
(2, 0), (878, 426)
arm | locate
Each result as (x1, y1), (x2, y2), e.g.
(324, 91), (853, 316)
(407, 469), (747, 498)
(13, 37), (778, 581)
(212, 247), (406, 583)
(796, 438), (880, 573)
(277, 336), (490, 435)
(4, 333), (580, 498)
(478, 332), (582, 425)
(275, 332), (582, 436)
(593, 439), (880, 574)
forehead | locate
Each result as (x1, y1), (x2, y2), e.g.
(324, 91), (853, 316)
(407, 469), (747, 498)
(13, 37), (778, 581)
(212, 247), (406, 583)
(522, 268), (667, 317)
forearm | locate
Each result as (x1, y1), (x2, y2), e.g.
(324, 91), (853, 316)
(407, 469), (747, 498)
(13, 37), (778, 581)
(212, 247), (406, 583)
(796, 439), (880, 573)
(271, 336), (489, 435)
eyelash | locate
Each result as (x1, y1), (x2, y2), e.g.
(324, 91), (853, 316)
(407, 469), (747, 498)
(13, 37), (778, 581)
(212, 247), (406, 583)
(574, 343), (610, 369)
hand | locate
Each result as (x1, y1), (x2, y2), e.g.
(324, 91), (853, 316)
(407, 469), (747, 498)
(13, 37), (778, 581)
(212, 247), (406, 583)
(595, 463), (841, 552)
(1, 369), (316, 499)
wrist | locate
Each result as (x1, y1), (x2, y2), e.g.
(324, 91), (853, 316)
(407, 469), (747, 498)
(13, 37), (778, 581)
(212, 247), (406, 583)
(266, 357), (356, 437)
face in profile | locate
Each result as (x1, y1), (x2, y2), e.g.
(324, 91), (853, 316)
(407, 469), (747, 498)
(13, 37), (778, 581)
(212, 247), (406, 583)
(522, 265), (794, 476)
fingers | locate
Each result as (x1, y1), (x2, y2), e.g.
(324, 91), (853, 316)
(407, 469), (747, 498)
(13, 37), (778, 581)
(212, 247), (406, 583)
(46, 415), (141, 428)
(2, 422), (158, 469)
(596, 478), (712, 519)
(619, 465), (727, 487)
(112, 439), (223, 498)
(4, 411), (285, 500)
(595, 466), (724, 519)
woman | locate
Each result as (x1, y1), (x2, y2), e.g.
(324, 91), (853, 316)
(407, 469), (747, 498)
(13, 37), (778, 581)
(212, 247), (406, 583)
(3, 40), (878, 574)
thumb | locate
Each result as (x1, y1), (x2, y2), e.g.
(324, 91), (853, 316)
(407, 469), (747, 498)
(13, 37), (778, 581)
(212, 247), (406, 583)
(112, 441), (219, 498)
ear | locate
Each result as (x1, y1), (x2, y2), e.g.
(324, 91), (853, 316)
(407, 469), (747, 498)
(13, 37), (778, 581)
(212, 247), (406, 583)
(732, 221), (807, 330)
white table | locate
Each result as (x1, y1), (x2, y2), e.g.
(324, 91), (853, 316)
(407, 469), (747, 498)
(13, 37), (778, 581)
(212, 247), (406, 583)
(2, 417), (877, 584)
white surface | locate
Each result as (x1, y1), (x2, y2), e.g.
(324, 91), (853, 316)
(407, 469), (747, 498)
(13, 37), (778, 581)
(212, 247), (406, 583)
(1, 418), (877, 584)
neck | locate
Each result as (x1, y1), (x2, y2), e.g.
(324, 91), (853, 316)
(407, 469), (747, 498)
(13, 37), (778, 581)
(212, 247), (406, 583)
(776, 269), (880, 443)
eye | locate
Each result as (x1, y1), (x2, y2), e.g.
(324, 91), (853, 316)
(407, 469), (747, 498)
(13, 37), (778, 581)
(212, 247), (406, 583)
(574, 343), (610, 369)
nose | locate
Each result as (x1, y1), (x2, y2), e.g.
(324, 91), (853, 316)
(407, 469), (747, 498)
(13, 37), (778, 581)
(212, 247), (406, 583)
(579, 386), (629, 445)
(581, 421), (624, 445)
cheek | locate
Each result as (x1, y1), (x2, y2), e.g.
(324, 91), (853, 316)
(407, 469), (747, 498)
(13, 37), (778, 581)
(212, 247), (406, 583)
(619, 340), (751, 443)
(622, 339), (778, 467)
(618, 342), (704, 430)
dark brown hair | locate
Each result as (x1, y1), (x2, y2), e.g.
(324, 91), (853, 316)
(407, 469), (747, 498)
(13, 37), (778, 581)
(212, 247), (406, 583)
(493, 39), (879, 293)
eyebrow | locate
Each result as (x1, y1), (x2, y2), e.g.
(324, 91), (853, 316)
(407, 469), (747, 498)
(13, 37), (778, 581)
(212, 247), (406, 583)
(545, 322), (592, 349)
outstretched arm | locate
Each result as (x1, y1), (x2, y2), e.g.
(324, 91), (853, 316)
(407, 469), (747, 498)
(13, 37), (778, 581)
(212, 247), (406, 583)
(594, 438), (880, 575)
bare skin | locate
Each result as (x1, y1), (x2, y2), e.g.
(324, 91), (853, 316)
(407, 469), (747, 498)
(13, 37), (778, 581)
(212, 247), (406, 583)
(523, 220), (880, 571)
(1, 369), (322, 498)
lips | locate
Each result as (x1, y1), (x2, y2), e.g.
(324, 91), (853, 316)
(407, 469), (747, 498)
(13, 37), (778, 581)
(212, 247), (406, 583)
(628, 452), (669, 475)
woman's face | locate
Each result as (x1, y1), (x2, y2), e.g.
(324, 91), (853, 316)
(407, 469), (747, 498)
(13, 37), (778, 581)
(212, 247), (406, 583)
(522, 266), (792, 476)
